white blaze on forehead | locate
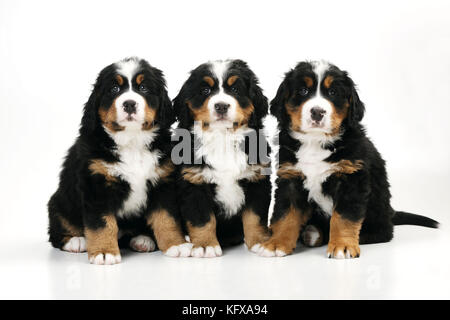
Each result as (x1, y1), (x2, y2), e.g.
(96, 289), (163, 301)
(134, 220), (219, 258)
(209, 59), (231, 86)
(113, 57), (147, 127)
(207, 60), (238, 123)
(311, 60), (330, 85)
(300, 60), (333, 133)
(116, 57), (140, 85)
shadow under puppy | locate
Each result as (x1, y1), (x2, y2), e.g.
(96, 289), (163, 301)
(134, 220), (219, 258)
(48, 57), (191, 264)
(260, 60), (439, 259)
(173, 59), (271, 257)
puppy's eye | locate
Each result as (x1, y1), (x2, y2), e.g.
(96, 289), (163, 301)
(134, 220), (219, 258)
(201, 87), (211, 96)
(230, 86), (238, 94)
(139, 84), (148, 92)
(299, 88), (309, 96)
(328, 89), (336, 96)
(111, 86), (120, 94)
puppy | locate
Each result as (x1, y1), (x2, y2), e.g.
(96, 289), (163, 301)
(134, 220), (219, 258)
(173, 59), (271, 257)
(48, 57), (191, 264)
(259, 60), (438, 258)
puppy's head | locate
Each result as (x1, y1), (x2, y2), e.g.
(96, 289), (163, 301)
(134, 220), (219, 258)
(173, 59), (268, 130)
(80, 57), (174, 135)
(271, 61), (365, 136)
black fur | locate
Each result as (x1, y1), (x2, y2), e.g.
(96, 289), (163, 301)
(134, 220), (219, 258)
(270, 61), (438, 252)
(173, 59), (271, 248)
(48, 57), (180, 256)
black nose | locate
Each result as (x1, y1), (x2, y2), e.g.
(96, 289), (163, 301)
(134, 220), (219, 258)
(123, 100), (137, 114)
(311, 107), (326, 122)
(214, 102), (230, 115)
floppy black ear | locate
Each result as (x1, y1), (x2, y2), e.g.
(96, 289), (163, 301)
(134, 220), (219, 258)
(270, 78), (289, 122)
(79, 82), (100, 136)
(347, 78), (365, 127)
(172, 86), (192, 128)
(156, 89), (175, 128)
(248, 79), (269, 128)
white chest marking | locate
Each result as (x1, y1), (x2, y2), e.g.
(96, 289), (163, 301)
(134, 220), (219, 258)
(104, 128), (161, 218)
(194, 124), (255, 217)
(292, 131), (339, 215)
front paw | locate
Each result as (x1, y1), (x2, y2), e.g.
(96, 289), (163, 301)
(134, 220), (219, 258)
(88, 252), (122, 265)
(257, 238), (296, 257)
(164, 242), (193, 257)
(191, 245), (222, 258)
(327, 241), (360, 259)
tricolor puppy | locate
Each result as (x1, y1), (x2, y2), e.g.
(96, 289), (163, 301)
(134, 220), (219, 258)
(48, 57), (192, 264)
(259, 60), (439, 258)
(173, 59), (271, 257)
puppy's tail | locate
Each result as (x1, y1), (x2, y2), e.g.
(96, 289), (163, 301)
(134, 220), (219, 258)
(392, 211), (439, 228)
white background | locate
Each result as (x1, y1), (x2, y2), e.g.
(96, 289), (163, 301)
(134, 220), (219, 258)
(0, 0), (449, 299)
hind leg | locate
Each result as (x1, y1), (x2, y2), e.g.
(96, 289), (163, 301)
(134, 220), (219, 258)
(48, 209), (85, 253)
(359, 219), (393, 245)
(300, 213), (330, 247)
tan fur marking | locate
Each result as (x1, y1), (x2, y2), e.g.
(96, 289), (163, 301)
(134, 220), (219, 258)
(187, 215), (220, 248)
(234, 102), (255, 128)
(85, 215), (120, 258)
(242, 210), (270, 249)
(59, 216), (83, 237)
(156, 160), (175, 181)
(285, 102), (305, 132)
(116, 75), (124, 86)
(88, 159), (117, 183)
(203, 76), (215, 87)
(227, 75), (239, 86)
(304, 76), (313, 88)
(98, 101), (125, 132)
(136, 74), (144, 85)
(327, 212), (362, 258)
(323, 75), (334, 89)
(262, 206), (310, 255)
(245, 164), (271, 182)
(181, 167), (205, 184)
(332, 160), (364, 176)
(187, 98), (210, 126)
(147, 209), (186, 252)
(277, 162), (305, 180)
(330, 101), (349, 135)
(142, 101), (156, 130)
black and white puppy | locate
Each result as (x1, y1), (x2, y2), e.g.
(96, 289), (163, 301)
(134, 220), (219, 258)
(48, 57), (191, 264)
(173, 59), (271, 257)
(260, 60), (438, 258)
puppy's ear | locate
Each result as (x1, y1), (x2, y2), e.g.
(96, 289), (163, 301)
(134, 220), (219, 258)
(248, 79), (268, 128)
(347, 76), (365, 127)
(172, 86), (191, 128)
(156, 89), (175, 128)
(79, 81), (100, 136)
(270, 78), (289, 121)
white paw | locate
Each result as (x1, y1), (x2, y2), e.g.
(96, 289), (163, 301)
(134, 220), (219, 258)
(89, 253), (122, 265)
(191, 245), (222, 258)
(258, 247), (276, 257)
(62, 237), (86, 253)
(129, 235), (156, 252)
(250, 243), (262, 253)
(302, 225), (322, 247)
(164, 243), (193, 257)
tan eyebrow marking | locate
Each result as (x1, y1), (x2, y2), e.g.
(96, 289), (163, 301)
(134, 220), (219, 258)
(304, 76), (313, 88)
(203, 76), (215, 87)
(136, 74), (144, 85)
(116, 75), (124, 86)
(227, 75), (239, 86)
(323, 75), (334, 89)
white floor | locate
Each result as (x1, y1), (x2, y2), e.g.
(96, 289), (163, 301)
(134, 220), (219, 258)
(0, 172), (449, 300)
